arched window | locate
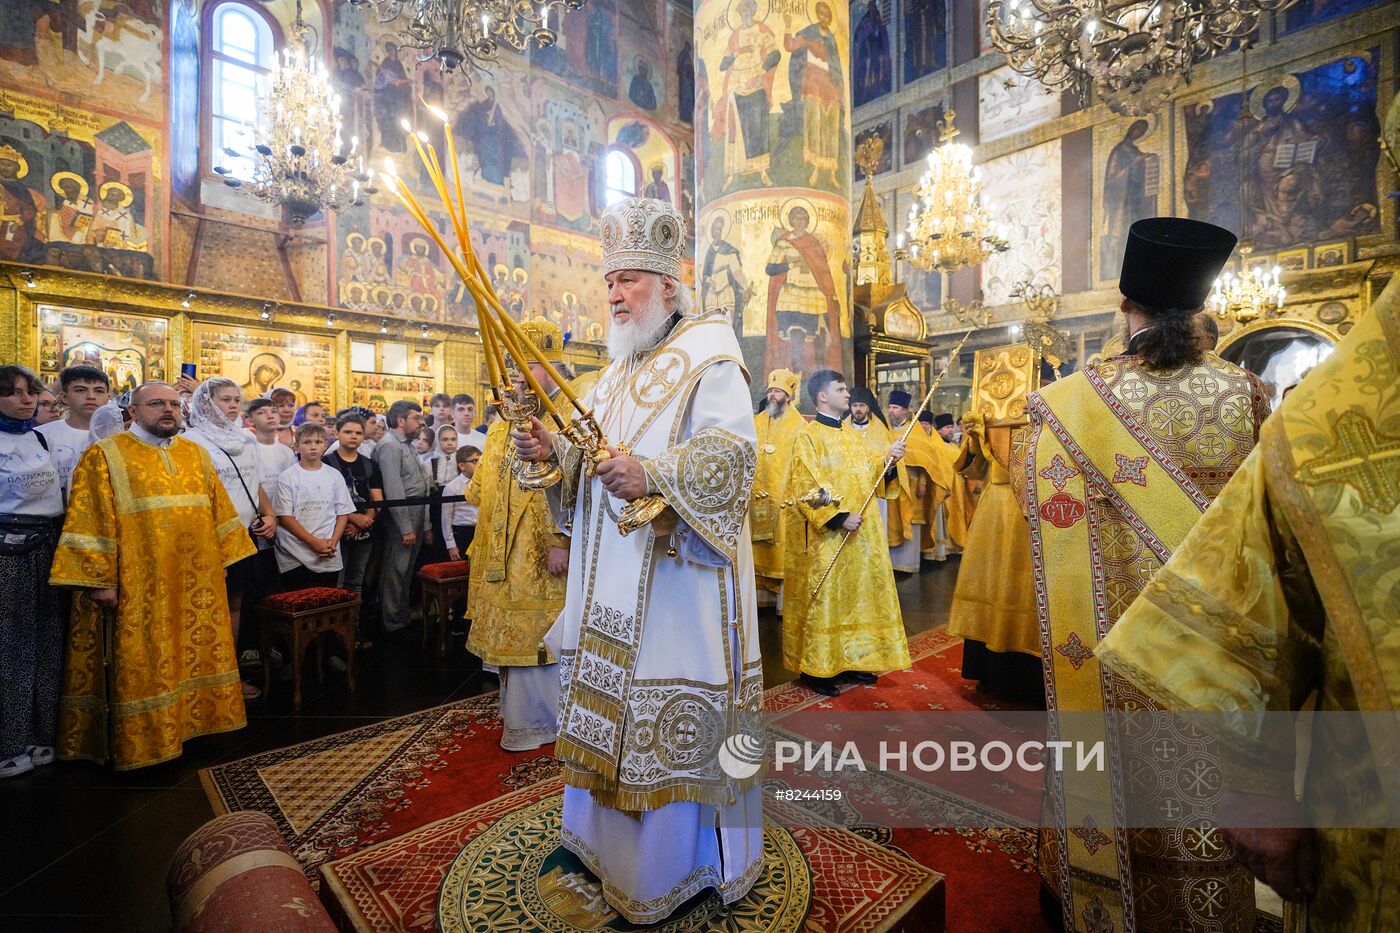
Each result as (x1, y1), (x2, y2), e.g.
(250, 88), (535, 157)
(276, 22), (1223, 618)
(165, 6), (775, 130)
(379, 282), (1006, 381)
(604, 149), (638, 207)
(206, 1), (277, 181)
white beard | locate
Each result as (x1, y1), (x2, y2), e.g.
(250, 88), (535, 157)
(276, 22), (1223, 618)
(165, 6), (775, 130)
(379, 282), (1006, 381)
(765, 399), (786, 418)
(606, 293), (672, 360)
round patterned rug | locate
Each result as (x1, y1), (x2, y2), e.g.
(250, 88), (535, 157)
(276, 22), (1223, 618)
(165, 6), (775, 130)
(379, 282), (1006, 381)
(437, 793), (812, 931)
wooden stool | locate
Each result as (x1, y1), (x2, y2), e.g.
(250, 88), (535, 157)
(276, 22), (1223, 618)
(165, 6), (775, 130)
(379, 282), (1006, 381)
(417, 560), (470, 658)
(257, 587), (360, 711)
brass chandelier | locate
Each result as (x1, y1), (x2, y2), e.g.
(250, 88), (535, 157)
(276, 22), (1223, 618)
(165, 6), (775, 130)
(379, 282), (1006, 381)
(1207, 243), (1286, 325)
(987, 0), (1299, 116)
(348, 0), (585, 73)
(904, 110), (1009, 274)
(215, 0), (369, 225)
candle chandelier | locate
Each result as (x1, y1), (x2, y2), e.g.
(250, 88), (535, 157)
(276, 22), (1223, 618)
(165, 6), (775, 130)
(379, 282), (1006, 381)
(215, 0), (370, 225)
(348, 0), (585, 73)
(987, 0), (1299, 116)
(1207, 243), (1286, 325)
(904, 110), (1009, 274)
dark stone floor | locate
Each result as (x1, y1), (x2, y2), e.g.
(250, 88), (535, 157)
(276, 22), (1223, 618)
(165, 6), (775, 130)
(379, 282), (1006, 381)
(0, 558), (960, 931)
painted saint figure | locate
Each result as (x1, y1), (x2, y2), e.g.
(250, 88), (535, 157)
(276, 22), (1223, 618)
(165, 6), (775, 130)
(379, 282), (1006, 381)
(702, 214), (751, 333)
(852, 0), (891, 107)
(1100, 120), (1158, 279)
(641, 164), (671, 204)
(783, 3), (845, 189)
(765, 205), (842, 375)
(714, 0), (780, 191)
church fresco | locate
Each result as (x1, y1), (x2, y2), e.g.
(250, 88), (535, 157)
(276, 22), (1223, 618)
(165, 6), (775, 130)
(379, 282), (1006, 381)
(624, 51), (664, 112)
(695, 0), (851, 203)
(0, 89), (160, 278)
(696, 0), (852, 391)
(1282, 0), (1389, 33)
(1178, 49), (1381, 251)
(902, 102), (944, 167)
(852, 0), (892, 107)
(530, 0), (619, 99)
(529, 225), (606, 343)
(1093, 112), (1168, 282)
(902, 0), (947, 85)
(0, 0), (164, 125)
(979, 65), (1061, 144)
(981, 139), (1061, 306)
(698, 189), (851, 371)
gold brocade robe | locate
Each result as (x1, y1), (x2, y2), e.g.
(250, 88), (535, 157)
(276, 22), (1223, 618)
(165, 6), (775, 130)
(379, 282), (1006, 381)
(51, 433), (255, 770)
(1097, 282), (1400, 933)
(850, 417), (914, 549)
(918, 432), (972, 557)
(1014, 352), (1271, 933)
(751, 404), (805, 588)
(783, 418), (910, 678)
(465, 419), (568, 666)
(947, 418), (1038, 656)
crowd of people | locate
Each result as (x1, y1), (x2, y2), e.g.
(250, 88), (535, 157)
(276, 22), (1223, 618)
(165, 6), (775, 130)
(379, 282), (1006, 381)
(2, 195), (1394, 929)
(0, 364), (494, 777)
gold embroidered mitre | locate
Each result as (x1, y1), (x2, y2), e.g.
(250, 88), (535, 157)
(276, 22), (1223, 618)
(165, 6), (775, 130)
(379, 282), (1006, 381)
(600, 196), (686, 280)
(518, 318), (565, 363)
(766, 368), (800, 400)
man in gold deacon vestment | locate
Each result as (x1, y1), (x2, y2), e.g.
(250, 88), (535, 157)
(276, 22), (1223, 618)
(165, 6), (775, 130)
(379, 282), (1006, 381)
(925, 412), (972, 561)
(1096, 267), (1400, 932)
(784, 370), (910, 696)
(466, 319), (570, 752)
(948, 409), (1042, 705)
(1014, 218), (1271, 932)
(514, 197), (764, 923)
(751, 368), (804, 597)
(51, 382), (255, 769)
(847, 386), (917, 573)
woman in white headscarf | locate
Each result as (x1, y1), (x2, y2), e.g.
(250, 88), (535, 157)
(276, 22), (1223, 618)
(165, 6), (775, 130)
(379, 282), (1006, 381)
(185, 377), (277, 700)
(86, 398), (129, 445)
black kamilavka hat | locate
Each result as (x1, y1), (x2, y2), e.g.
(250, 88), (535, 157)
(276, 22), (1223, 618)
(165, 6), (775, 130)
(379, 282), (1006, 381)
(1119, 217), (1237, 311)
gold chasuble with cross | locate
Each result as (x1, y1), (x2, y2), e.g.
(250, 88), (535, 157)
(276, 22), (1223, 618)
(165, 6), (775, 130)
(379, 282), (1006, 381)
(466, 418), (569, 665)
(50, 433), (255, 770)
(1098, 284), (1400, 933)
(1015, 352), (1270, 932)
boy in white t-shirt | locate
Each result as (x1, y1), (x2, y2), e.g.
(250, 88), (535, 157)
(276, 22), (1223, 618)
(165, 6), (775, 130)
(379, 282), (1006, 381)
(273, 423), (354, 590)
(36, 364), (111, 495)
(248, 398), (295, 488)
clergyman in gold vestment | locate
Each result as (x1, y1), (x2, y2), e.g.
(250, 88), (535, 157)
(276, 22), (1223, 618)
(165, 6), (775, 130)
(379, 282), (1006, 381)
(51, 382), (255, 770)
(784, 370), (911, 696)
(1098, 265), (1400, 933)
(948, 410), (1042, 705)
(751, 368), (804, 596)
(1014, 219), (1271, 932)
(847, 386), (917, 573)
(466, 320), (570, 752)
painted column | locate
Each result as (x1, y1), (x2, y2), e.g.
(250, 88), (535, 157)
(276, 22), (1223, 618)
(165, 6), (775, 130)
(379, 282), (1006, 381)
(694, 0), (852, 388)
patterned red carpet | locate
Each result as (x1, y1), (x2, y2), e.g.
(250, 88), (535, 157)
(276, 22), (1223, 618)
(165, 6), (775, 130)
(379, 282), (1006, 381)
(199, 629), (1043, 930)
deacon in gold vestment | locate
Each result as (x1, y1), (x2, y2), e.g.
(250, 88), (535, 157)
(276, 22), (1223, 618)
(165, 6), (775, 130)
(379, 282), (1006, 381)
(948, 410), (1042, 704)
(1097, 269), (1400, 933)
(784, 371), (910, 695)
(751, 368), (804, 594)
(1014, 219), (1271, 932)
(924, 413), (972, 560)
(466, 320), (570, 752)
(51, 383), (255, 770)
(847, 386), (917, 573)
